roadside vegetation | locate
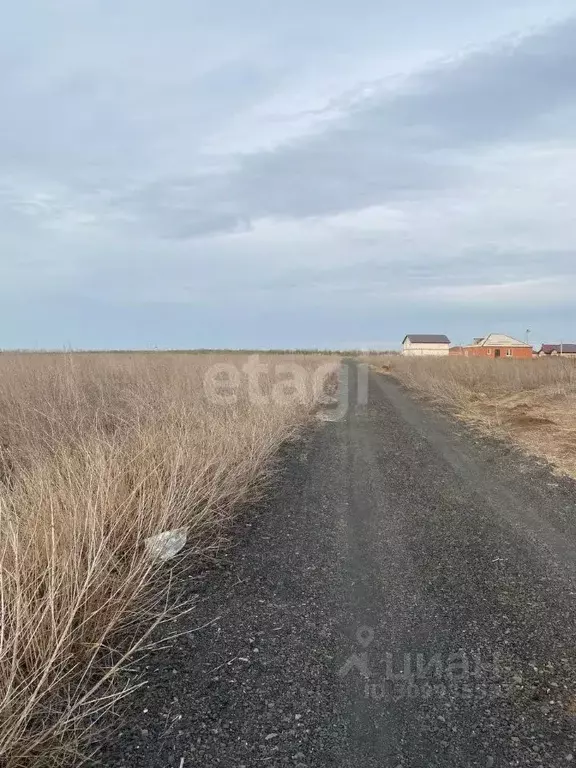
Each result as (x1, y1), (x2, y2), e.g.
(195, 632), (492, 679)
(370, 355), (576, 477)
(0, 352), (336, 767)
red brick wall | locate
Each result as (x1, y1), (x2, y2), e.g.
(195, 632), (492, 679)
(450, 346), (533, 359)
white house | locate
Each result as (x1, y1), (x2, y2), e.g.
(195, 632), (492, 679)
(402, 334), (451, 357)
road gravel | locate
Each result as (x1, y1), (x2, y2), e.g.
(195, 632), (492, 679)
(102, 363), (576, 767)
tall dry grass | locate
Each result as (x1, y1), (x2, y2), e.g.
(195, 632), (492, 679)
(0, 352), (337, 767)
(374, 355), (576, 476)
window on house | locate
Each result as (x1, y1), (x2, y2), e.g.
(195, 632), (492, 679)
(506, 349), (512, 357)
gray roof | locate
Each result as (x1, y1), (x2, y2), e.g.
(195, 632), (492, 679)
(540, 344), (576, 354)
(403, 334), (451, 344)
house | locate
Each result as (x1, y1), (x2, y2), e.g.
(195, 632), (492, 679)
(538, 344), (576, 357)
(449, 333), (533, 359)
(402, 334), (451, 356)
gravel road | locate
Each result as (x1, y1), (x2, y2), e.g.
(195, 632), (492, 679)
(103, 362), (576, 767)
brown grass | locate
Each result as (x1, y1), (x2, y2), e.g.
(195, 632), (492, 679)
(0, 352), (337, 767)
(368, 355), (576, 477)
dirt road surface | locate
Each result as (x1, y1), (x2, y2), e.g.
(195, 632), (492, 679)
(104, 362), (576, 767)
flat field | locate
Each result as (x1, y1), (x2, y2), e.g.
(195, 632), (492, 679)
(0, 351), (337, 767)
(369, 355), (576, 476)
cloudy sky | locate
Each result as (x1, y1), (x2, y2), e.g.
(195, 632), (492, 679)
(2, 1), (576, 349)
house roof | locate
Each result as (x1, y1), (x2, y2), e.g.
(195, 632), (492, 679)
(540, 344), (576, 354)
(403, 334), (451, 344)
(473, 333), (531, 348)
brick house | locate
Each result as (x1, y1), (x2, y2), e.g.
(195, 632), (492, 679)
(449, 333), (533, 359)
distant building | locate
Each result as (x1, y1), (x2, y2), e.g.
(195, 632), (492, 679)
(538, 344), (576, 357)
(450, 333), (533, 359)
(402, 334), (451, 357)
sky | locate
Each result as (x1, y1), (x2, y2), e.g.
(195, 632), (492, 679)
(1, 0), (576, 350)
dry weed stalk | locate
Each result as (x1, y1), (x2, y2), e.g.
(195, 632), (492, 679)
(374, 355), (576, 477)
(0, 352), (337, 766)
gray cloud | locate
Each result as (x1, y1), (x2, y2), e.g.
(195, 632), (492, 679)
(231, 17), (576, 221)
(259, 246), (576, 297)
(1, 0), (576, 348)
(107, 16), (576, 238)
(108, 175), (248, 239)
(382, 19), (576, 148)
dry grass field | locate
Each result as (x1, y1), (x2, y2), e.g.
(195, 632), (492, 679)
(369, 355), (576, 477)
(0, 352), (337, 767)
